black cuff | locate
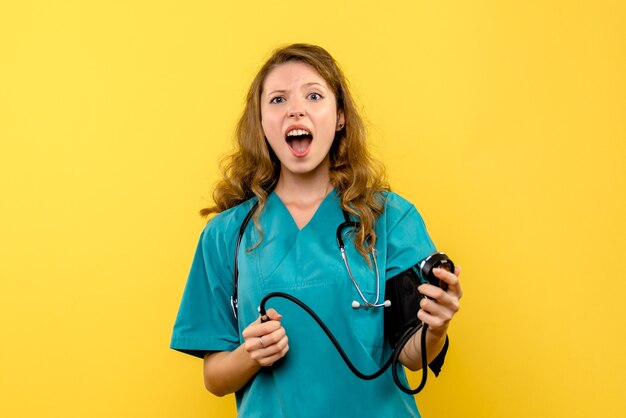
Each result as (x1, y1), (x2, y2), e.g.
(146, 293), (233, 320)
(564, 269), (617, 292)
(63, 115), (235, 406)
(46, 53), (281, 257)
(428, 335), (449, 377)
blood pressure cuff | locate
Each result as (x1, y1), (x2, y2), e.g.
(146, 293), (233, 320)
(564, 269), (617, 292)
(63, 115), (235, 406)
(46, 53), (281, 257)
(384, 265), (449, 376)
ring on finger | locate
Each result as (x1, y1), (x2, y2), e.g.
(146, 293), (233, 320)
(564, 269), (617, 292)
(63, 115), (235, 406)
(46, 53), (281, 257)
(259, 336), (265, 348)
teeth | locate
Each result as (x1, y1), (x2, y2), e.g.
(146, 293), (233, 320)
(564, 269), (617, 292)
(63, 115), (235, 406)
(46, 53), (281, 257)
(286, 129), (311, 137)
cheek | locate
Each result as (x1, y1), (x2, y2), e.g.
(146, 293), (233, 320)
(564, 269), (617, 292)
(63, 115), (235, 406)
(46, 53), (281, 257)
(260, 119), (272, 140)
(260, 111), (279, 136)
(261, 121), (281, 152)
(319, 109), (338, 133)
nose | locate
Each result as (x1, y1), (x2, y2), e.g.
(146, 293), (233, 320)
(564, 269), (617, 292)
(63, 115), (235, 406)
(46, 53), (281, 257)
(287, 99), (305, 118)
(288, 109), (305, 118)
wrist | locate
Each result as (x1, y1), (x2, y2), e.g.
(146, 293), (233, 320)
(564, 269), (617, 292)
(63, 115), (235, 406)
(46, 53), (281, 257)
(426, 325), (448, 341)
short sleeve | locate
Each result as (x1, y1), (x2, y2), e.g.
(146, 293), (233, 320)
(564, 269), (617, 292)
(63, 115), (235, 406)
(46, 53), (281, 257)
(383, 194), (437, 279)
(170, 226), (240, 358)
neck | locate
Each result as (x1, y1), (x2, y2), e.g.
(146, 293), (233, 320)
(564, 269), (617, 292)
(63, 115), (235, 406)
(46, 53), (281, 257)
(274, 165), (332, 205)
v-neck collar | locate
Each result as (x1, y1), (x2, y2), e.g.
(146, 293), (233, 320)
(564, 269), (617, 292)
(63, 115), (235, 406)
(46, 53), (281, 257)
(269, 188), (337, 232)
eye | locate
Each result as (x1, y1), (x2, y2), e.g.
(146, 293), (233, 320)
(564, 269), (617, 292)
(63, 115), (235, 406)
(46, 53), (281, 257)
(307, 92), (323, 101)
(270, 96), (285, 104)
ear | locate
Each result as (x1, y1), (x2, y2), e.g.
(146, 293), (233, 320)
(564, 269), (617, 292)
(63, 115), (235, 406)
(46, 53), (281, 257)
(336, 111), (346, 131)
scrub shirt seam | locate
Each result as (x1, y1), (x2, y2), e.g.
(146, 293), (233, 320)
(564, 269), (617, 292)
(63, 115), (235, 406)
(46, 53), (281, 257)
(385, 204), (415, 239)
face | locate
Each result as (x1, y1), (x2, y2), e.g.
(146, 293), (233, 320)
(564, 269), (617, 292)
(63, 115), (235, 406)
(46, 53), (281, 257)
(261, 61), (345, 180)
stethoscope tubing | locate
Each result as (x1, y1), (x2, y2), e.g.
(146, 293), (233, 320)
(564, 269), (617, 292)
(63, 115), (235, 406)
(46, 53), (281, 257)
(336, 219), (386, 309)
(259, 291), (392, 380)
(338, 247), (385, 308)
(259, 292), (430, 394)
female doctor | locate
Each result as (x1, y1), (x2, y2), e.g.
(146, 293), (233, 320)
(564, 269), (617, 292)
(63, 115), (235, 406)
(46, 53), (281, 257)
(171, 43), (462, 418)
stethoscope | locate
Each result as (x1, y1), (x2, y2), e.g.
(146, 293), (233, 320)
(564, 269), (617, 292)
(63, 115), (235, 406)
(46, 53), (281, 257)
(230, 202), (390, 319)
(335, 211), (391, 310)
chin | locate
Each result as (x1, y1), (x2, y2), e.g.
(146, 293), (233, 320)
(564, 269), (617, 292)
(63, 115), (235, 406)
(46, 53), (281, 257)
(282, 162), (325, 176)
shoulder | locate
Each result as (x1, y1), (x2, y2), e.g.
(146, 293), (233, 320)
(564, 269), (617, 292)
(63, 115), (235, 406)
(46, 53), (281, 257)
(381, 191), (414, 213)
(201, 198), (257, 246)
(379, 191), (422, 228)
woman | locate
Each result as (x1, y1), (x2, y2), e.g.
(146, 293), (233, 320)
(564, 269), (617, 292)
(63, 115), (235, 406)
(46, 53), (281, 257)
(171, 43), (462, 417)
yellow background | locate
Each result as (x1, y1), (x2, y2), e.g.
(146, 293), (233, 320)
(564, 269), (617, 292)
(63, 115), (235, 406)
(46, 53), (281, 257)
(1, 0), (625, 417)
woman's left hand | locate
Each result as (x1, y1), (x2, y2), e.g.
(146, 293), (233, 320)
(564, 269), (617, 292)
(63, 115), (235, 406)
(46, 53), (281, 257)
(417, 266), (463, 338)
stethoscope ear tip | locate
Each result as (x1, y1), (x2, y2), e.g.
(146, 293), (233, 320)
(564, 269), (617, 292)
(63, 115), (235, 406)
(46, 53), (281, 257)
(351, 301), (361, 309)
(383, 300), (391, 308)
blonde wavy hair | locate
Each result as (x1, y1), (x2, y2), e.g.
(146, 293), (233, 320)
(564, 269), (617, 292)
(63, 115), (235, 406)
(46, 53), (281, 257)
(201, 43), (389, 259)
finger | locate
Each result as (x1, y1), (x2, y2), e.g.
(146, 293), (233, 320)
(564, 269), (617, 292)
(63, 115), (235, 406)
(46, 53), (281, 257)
(246, 309), (280, 326)
(417, 284), (461, 313)
(452, 266), (463, 299)
(249, 335), (289, 362)
(263, 308), (283, 322)
(256, 344), (290, 367)
(433, 266), (459, 286)
(242, 319), (283, 339)
(257, 326), (286, 348)
(417, 283), (448, 301)
(244, 335), (265, 352)
(419, 297), (458, 321)
(433, 266), (463, 299)
(417, 308), (450, 331)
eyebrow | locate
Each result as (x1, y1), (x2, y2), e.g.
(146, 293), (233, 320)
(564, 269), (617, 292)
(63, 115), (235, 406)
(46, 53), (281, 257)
(266, 82), (328, 96)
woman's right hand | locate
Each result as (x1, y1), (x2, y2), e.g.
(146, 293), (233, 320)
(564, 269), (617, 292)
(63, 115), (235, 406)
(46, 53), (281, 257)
(241, 308), (289, 367)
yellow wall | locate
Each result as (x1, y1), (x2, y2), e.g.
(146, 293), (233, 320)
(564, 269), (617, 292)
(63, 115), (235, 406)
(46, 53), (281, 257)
(1, 1), (624, 417)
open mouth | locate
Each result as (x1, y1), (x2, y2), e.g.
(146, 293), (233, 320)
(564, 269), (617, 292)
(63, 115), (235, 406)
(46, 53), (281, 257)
(286, 128), (313, 155)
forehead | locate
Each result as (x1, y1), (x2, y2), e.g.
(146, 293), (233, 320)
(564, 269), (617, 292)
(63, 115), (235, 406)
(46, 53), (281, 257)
(262, 61), (329, 93)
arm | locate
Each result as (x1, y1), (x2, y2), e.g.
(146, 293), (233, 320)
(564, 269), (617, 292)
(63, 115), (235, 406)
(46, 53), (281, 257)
(203, 309), (289, 396)
(399, 266), (462, 371)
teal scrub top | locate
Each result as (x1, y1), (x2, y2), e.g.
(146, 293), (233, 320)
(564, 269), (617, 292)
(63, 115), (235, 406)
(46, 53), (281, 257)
(171, 191), (438, 418)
